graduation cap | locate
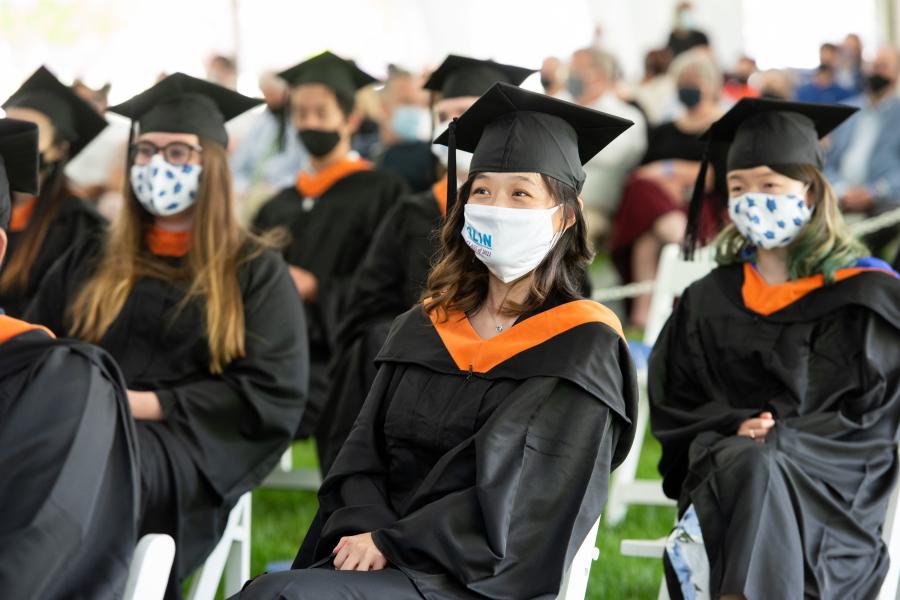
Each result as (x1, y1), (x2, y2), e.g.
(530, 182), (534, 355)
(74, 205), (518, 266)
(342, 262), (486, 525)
(683, 97), (858, 256)
(424, 55), (536, 99)
(107, 72), (262, 147)
(434, 82), (633, 212)
(0, 118), (40, 231)
(278, 51), (378, 101)
(2, 66), (107, 159)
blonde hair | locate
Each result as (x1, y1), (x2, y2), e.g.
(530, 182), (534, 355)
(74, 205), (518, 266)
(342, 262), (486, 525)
(68, 139), (263, 373)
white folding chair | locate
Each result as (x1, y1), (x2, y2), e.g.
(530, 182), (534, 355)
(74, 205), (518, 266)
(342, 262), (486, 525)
(556, 515), (602, 600)
(123, 534), (176, 600)
(605, 244), (716, 526)
(186, 492), (252, 600)
(620, 423), (900, 600)
(261, 447), (322, 490)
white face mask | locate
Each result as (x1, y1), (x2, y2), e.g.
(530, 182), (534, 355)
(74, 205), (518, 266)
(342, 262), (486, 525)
(728, 190), (812, 249)
(462, 203), (562, 283)
(432, 119), (473, 180)
(130, 154), (202, 216)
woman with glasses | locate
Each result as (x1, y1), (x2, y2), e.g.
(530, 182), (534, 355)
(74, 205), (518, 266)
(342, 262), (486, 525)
(0, 66), (107, 317)
(27, 73), (309, 600)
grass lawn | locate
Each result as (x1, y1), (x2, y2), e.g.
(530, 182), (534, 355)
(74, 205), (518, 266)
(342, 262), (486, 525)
(242, 433), (675, 600)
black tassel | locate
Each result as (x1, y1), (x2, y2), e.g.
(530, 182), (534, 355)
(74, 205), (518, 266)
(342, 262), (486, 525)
(125, 119), (136, 171)
(682, 142), (710, 260)
(445, 117), (458, 216)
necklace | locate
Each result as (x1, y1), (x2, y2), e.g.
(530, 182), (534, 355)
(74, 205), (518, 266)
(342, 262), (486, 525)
(489, 286), (515, 333)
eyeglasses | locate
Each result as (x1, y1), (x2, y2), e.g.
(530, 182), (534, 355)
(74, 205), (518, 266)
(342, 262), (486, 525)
(130, 141), (203, 166)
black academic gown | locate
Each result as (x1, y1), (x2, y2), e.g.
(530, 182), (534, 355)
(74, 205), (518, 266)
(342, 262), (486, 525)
(649, 265), (900, 600)
(1, 195), (106, 317)
(237, 298), (637, 600)
(254, 169), (408, 437)
(0, 322), (139, 600)
(317, 188), (442, 473)
(26, 237), (309, 585)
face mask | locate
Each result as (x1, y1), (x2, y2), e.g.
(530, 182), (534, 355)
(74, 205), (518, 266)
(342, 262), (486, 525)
(391, 105), (431, 143)
(432, 119), (473, 178)
(866, 74), (892, 94)
(678, 86), (702, 109)
(299, 129), (341, 157)
(540, 75), (554, 90)
(130, 154), (202, 216)
(728, 191), (811, 249)
(566, 75), (585, 100)
(677, 9), (696, 29)
(462, 203), (561, 283)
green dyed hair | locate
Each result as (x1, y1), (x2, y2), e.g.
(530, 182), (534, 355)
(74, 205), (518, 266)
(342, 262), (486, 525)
(714, 164), (867, 282)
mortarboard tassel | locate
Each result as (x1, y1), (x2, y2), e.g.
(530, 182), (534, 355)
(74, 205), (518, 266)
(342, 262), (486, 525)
(446, 117), (458, 215)
(682, 142), (710, 261)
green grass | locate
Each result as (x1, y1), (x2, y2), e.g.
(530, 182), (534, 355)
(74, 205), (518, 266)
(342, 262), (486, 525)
(240, 434), (674, 600)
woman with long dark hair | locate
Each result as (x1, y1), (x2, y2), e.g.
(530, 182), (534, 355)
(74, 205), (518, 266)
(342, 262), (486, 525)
(234, 83), (637, 600)
(26, 74), (309, 599)
(1, 66), (107, 316)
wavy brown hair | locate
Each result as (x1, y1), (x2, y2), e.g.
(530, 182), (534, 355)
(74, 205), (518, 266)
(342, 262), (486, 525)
(715, 164), (866, 282)
(422, 173), (592, 321)
(0, 151), (70, 294)
(68, 138), (263, 373)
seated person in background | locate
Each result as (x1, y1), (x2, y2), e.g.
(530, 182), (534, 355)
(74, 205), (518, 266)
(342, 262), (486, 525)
(254, 52), (409, 442)
(649, 98), (900, 600)
(316, 55), (535, 474)
(231, 71), (308, 224)
(234, 83), (638, 600)
(566, 46), (648, 244)
(0, 118), (139, 600)
(722, 56), (759, 102)
(0, 66), (108, 317)
(824, 45), (900, 254)
(754, 68), (796, 101)
(612, 50), (724, 329)
(794, 64), (855, 104)
(26, 74), (308, 600)
(374, 65), (437, 193)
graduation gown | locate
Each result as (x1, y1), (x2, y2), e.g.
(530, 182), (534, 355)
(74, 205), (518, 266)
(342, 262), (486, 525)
(0, 316), (139, 600)
(649, 263), (900, 600)
(1, 195), (106, 317)
(317, 184), (444, 472)
(254, 168), (408, 437)
(25, 236), (309, 579)
(276, 298), (638, 600)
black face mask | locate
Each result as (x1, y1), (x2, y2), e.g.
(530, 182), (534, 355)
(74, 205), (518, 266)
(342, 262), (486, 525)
(540, 75), (554, 90)
(677, 86), (702, 109)
(298, 129), (341, 158)
(866, 74), (892, 94)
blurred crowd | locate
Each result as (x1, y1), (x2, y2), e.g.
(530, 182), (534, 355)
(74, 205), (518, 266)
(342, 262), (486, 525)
(53, 1), (900, 329)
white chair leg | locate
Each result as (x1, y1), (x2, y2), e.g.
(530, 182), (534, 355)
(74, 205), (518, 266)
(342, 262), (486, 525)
(224, 493), (251, 597)
(606, 378), (649, 526)
(187, 492), (252, 600)
(556, 515), (601, 600)
(124, 534), (176, 600)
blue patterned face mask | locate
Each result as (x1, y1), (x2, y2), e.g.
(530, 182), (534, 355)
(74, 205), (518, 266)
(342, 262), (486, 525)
(728, 190), (812, 249)
(130, 154), (202, 216)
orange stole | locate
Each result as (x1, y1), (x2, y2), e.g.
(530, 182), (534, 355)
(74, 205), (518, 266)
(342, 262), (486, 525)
(741, 262), (892, 316)
(430, 299), (624, 373)
(296, 157), (372, 198)
(0, 314), (54, 343)
(146, 226), (192, 257)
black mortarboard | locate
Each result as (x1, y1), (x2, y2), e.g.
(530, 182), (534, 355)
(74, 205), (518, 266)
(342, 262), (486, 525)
(424, 55), (536, 99)
(434, 82), (633, 212)
(0, 118), (39, 231)
(3, 66), (107, 159)
(278, 51), (378, 101)
(683, 98), (857, 256)
(107, 73), (262, 147)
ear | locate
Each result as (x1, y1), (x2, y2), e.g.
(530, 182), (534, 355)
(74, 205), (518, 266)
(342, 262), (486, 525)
(563, 197), (583, 230)
(346, 109), (364, 135)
